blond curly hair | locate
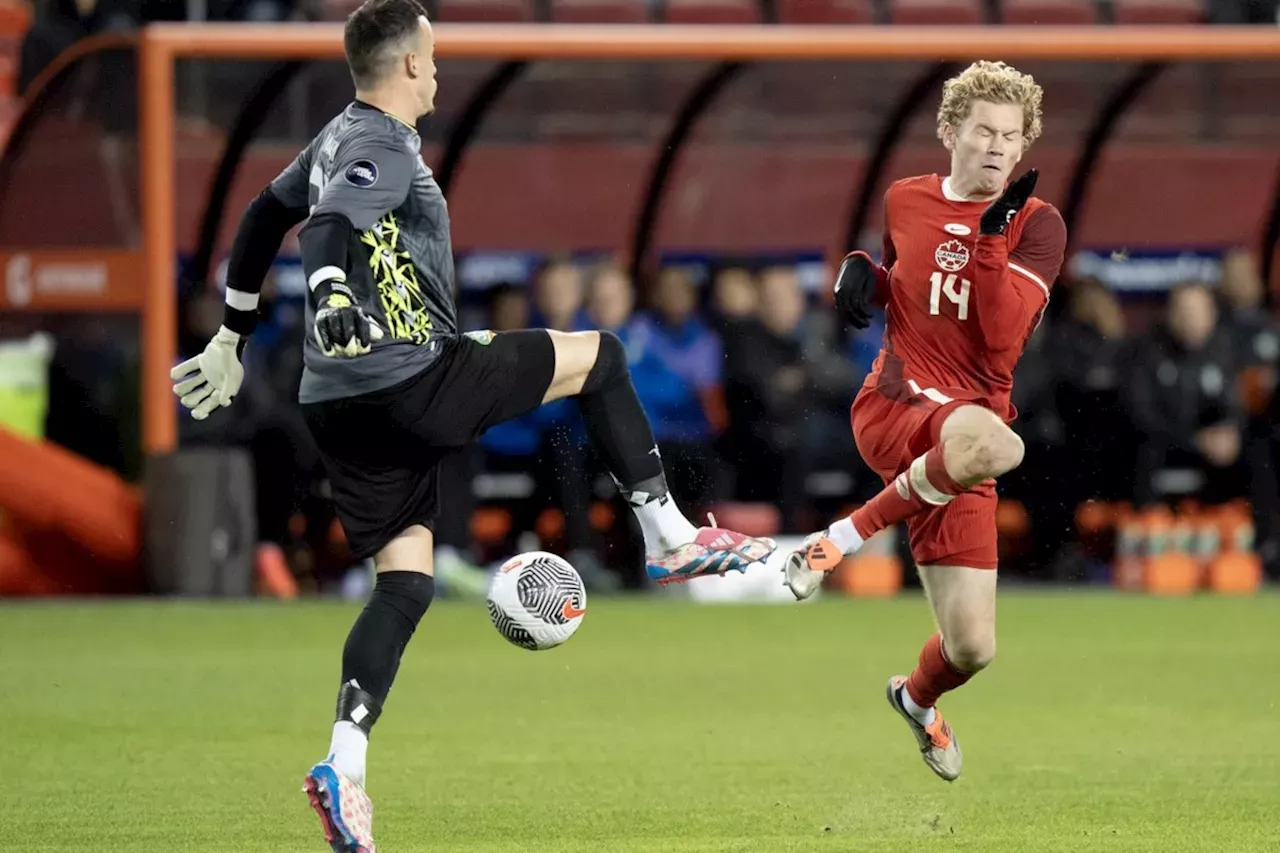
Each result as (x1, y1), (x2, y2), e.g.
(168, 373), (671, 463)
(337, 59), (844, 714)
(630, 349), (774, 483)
(936, 61), (1043, 147)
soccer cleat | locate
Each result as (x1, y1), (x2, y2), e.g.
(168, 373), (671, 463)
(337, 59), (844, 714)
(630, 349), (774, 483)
(782, 530), (846, 600)
(303, 760), (376, 853)
(885, 676), (963, 782)
(645, 515), (777, 583)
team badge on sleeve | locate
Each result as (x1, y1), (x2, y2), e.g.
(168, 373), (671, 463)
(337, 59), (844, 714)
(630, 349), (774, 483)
(344, 160), (379, 188)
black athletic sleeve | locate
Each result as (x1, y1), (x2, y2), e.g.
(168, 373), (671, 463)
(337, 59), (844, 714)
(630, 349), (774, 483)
(299, 213), (354, 304)
(221, 188), (308, 337)
(220, 147), (313, 337)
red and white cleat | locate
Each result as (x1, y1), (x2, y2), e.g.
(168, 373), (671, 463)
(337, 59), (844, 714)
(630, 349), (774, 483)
(645, 515), (777, 584)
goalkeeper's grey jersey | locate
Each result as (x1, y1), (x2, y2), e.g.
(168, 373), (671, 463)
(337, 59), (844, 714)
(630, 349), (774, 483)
(270, 101), (457, 404)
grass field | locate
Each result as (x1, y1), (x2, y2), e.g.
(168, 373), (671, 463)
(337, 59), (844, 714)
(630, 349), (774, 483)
(3, 592), (1277, 852)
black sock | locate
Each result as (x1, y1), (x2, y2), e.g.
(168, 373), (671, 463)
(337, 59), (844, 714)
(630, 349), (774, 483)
(338, 571), (434, 730)
(576, 331), (667, 504)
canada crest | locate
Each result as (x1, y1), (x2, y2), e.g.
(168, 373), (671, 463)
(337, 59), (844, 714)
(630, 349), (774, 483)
(934, 239), (970, 273)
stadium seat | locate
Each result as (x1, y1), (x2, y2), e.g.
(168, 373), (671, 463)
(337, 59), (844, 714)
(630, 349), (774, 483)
(550, 0), (650, 21)
(436, 0), (536, 21)
(1112, 0), (1203, 22)
(776, 0), (875, 23)
(1000, 0), (1098, 23)
(887, 0), (985, 24)
(662, 0), (762, 24)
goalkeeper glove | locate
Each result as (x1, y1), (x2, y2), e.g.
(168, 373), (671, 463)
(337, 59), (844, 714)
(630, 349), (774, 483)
(833, 251), (885, 330)
(980, 168), (1038, 236)
(171, 325), (244, 421)
(313, 280), (384, 358)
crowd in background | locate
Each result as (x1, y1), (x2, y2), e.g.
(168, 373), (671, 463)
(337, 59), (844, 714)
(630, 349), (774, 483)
(154, 245), (1280, 592)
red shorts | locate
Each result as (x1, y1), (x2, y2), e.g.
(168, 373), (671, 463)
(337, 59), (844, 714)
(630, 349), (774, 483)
(851, 386), (999, 571)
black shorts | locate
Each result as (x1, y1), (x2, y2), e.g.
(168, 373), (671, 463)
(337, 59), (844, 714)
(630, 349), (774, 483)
(301, 330), (557, 561)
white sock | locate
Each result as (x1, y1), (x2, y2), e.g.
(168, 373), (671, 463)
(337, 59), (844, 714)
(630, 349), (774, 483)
(827, 516), (864, 555)
(328, 721), (369, 787)
(898, 685), (937, 727)
(632, 494), (699, 557)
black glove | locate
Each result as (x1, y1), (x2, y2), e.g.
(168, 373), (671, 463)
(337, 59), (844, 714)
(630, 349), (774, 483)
(313, 283), (384, 358)
(833, 251), (882, 330)
(980, 168), (1039, 236)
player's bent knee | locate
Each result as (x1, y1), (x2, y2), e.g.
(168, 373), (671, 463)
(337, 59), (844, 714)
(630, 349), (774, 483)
(944, 633), (996, 673)
(581, 329), (626, 394)
(970, 425), (1023, 480)
(990, 427), (1024, 475)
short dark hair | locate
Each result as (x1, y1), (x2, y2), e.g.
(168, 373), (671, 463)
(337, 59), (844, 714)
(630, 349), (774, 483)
(344, 0), (428, 89)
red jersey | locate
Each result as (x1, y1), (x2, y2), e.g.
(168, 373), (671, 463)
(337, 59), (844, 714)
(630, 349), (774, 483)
(863, 174), (1068, 422)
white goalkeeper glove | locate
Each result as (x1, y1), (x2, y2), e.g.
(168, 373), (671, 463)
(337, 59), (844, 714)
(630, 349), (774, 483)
(170, 325), (245, 421)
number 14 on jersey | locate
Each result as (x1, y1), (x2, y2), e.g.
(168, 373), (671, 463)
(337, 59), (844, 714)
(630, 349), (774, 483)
(929, 271), (971, 320)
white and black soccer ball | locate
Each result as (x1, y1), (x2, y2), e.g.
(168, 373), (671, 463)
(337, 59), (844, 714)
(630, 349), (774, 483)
(486, 551), (586, 651)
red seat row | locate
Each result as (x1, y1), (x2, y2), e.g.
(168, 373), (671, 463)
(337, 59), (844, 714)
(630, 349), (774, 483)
(321, 0), (1204, 25)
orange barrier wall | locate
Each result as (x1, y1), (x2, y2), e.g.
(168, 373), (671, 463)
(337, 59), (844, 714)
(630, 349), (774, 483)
(0, 427), (142, 594)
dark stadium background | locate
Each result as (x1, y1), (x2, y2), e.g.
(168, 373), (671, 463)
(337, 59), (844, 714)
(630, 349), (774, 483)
(0, 1), (1276, 601)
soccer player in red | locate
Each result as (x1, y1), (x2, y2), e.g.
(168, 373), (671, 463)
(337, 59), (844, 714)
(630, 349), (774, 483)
(782, 61), (1067, 782)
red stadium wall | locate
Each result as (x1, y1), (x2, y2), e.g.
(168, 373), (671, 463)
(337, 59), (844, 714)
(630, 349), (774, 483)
(0, 124), (1271, 262)
(219, 142), (1272, 261)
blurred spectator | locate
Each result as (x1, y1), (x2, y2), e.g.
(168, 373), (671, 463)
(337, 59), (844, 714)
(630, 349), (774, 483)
(1207, 0), (1279, 23)
(585, 261), (633, 332)
(531, 257), (589, 333)
(1126, 283), (1247, 508)
(1219, 247), (1280, 378)
(490, 279), (530, 330)
(1048, 277), (1134, 502)
(1216, 247), (1280, 572)
(524, 259), (608, 580)
(625, 265), (726, 512)
(175, 285), (326, 571)
(239, 272), (327, 556)
(709, 264), (758, 331)
(43, 315), (139, 479)
(723, 266), (855, 531)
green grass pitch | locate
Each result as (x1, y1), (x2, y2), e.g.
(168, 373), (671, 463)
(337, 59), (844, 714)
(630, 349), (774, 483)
(3, 592), (1277, 852)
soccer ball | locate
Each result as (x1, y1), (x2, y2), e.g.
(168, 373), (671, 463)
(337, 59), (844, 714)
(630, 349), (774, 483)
(486, 551), (587, 651)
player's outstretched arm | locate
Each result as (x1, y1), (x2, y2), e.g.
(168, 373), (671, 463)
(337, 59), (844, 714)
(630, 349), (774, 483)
(971, 170), (1066, 352)
(170, 184), (309, 420)
(221, 186), (311, 340)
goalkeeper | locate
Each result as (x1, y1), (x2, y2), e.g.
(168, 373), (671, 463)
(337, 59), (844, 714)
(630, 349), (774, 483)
(169, 2), (776, 850)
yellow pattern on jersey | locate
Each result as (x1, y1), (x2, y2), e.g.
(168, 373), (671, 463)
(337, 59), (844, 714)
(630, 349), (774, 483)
(360, 213), (433, 346)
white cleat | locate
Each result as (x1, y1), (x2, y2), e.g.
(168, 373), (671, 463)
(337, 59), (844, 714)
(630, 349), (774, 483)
(782, 531), (845, 600)
(885, 676), (963, 782)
